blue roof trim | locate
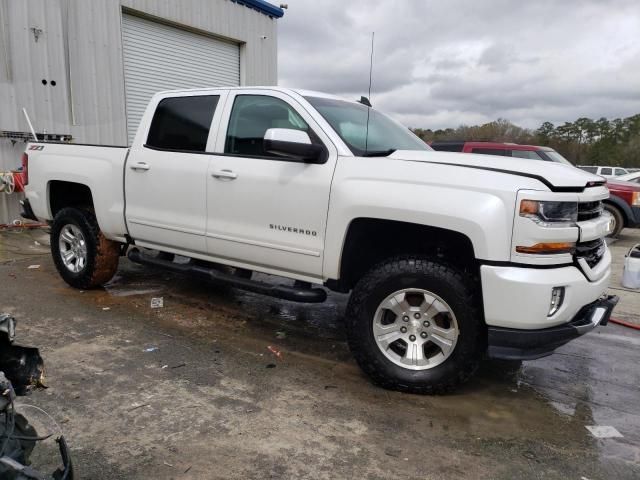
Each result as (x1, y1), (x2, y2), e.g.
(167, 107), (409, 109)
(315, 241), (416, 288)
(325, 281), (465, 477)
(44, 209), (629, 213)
(230, 0), (285, 18)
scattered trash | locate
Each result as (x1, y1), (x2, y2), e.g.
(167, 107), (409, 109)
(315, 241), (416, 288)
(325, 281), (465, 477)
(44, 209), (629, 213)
(150, 297), (164, 308)
(170, 363), (186, 369)
(161, 365), (168, 369)
(163, 462), (174, 467)
(266, 363), (276, 369)
(384, 448), (401, 458)
(144, 346), (159, 353)
(275, 331), (287, 339)
(102, 307), (111, 311)
(128, 403), (150, 412)
(622, 243), (640, 289)
(27, 265), (40, 270)
(267, 345), (282, 359)
(324, 385), (338, 390)
(585, 425), (623, 438)
(184, 466), (192, 474)
(8, 273), (16, 279)
(34, 241), (41, 246)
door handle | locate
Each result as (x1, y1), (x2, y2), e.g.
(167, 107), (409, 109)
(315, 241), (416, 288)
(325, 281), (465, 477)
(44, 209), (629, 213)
(130, 162), (150, 171)
(211, 169), (238, 180)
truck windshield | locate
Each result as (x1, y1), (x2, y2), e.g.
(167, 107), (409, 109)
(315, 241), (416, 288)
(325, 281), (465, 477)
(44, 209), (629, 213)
(305, 96), (431, 157)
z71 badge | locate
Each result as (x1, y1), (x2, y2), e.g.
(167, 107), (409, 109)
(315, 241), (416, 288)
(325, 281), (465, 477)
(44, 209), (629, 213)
(28, 145), (44, 151)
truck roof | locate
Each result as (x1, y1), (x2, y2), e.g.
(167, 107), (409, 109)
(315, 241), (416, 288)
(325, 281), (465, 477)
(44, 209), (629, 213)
(154, 86), (354, 103)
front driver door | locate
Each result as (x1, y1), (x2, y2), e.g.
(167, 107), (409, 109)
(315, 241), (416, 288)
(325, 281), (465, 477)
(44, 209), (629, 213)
(205, 91), (337, 279)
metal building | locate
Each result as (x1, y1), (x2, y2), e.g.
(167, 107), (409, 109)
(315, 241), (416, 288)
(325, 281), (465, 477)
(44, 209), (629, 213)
(0, 0), (283, 223)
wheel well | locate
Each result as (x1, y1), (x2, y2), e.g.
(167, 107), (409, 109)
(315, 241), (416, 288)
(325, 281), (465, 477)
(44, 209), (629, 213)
(49, 181), (94, 217)
(338, 218), (477, 291)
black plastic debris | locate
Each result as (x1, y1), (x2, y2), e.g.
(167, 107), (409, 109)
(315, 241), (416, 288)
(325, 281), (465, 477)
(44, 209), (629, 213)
(0, 313), (73, 479)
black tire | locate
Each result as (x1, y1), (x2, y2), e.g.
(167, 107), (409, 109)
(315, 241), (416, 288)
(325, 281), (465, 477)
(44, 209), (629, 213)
(51, 207), (120, 289)
(345, 256), (485, 394)
(604, 203), (624, 237)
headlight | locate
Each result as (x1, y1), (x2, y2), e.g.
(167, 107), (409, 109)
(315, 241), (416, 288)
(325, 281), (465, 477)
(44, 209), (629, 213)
(520, 200), (578, 226)
(633, 192), (640, 207)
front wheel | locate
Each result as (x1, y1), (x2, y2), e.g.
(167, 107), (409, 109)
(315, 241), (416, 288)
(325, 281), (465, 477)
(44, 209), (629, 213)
(51, 207), (120, 289)
(345, 256), (484, 394)
(603, 203), (624, 237)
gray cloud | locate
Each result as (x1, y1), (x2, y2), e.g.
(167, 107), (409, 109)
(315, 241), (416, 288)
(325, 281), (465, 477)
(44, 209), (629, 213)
(278, 0), (640, 129)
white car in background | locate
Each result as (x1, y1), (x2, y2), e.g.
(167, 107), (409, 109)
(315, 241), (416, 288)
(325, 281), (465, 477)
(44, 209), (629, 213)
(617, 171), (640, 184)
(578, 166), (630, 178)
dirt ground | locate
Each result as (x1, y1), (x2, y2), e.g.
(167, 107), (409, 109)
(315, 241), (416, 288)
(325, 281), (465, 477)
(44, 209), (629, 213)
(0, 226), (639, 479)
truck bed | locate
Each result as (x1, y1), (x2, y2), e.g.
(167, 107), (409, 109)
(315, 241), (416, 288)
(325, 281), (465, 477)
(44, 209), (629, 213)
(25, 142), (130, 241)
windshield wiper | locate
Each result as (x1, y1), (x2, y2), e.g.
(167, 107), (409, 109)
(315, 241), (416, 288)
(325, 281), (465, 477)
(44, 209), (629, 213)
(361, 149), (396, 157)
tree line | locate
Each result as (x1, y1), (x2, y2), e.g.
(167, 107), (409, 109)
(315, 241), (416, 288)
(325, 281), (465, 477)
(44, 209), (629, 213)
(412, 114), (640, 167)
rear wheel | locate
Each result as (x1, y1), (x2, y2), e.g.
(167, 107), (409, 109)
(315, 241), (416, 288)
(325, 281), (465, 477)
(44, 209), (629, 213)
(345, 256), (484, 394)
(51, 207), (120, 289)
(603, 203), (624, 237)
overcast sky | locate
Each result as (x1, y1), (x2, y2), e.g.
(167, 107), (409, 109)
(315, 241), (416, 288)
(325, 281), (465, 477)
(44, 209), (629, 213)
(277, 0), (640, 130)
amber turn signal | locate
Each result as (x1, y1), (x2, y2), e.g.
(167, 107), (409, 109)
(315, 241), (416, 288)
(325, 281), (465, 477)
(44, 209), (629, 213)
(516, 242), (576, 254)
(519, 200), (539, 215)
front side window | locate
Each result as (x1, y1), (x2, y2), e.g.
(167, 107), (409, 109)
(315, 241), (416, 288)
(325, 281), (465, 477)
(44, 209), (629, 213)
(615, 168), (627, 176)
(225, 95), (312, 157)
(471, 148), (507, 156)
(511, 150), (543, 160)
(305, 96), (429, 156)
(147, 95), (219, 152)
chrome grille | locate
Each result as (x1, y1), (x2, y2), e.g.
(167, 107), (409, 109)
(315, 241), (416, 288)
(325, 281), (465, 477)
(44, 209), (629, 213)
(575, 238), (605, 268)
(578, 201), (603, 222)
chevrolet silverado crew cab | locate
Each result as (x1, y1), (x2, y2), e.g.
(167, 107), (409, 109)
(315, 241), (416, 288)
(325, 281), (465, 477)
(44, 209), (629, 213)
(21, 87), (618, 394)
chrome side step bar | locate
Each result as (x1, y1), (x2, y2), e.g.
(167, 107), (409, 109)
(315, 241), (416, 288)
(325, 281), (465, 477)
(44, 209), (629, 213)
(127, 248), (327, 303)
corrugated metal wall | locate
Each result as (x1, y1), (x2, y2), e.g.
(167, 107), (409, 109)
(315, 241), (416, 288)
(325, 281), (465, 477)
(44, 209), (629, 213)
(0, 0), (279, 223)
(121, 13), (240, 144)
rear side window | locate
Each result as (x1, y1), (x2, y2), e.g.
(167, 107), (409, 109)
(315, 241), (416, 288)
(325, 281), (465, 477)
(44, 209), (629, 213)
(511, 150), (543, 160)
(224, 95), (311, 157)
(471, 148), (507, 156)
(147, 95), (219, 152)
(580, 166), (598, 174)
(600, 167), (612, 176)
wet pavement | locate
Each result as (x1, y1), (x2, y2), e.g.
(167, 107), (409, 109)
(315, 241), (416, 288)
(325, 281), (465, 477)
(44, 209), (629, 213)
(0, 227), (639, 479)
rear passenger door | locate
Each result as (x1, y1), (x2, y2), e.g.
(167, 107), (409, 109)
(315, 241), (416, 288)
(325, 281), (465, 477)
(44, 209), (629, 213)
(125, 92), (226, 255)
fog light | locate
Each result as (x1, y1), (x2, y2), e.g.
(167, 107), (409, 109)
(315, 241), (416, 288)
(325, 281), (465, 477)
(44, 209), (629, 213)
(548, 287), (565, 317)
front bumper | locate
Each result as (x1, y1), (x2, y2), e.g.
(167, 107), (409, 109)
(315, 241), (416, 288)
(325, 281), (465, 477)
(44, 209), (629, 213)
(487, 295), (618, 360)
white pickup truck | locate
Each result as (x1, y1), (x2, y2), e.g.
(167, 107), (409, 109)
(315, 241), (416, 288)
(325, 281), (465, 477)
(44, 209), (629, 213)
(22, 87), (618, 393)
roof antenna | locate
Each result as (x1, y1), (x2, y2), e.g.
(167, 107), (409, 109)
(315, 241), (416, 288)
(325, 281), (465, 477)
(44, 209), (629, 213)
(364, 31), (374, 154)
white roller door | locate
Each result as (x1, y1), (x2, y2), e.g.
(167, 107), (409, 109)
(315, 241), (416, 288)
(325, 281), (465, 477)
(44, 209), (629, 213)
(121, 14), (240, 144)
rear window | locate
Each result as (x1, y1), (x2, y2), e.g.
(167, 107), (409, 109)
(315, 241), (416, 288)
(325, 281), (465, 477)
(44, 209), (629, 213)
(511, 150), (543, 160)
(471, 148), (507, 156)
(147, 95), (219, 152)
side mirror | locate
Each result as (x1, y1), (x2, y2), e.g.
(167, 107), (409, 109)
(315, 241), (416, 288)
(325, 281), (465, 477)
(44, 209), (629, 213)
(263, 128), (327, 164)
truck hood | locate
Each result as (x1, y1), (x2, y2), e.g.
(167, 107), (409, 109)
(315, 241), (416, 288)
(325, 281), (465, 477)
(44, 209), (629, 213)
(389, 150), (603, 190)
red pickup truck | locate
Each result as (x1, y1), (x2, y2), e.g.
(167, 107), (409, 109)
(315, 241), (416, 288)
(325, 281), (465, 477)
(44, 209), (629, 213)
(430, 141), (640, 236)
